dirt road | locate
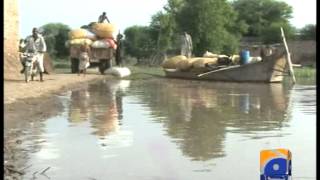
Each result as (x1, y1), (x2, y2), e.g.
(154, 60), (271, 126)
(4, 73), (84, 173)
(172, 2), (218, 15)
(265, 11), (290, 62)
(4, 71), (110, 104)
(4, 70), (114, 128)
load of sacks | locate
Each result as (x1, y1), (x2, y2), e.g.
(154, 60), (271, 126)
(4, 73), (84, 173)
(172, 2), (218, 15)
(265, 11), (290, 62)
(65, 23), (118, 50)
(161, 51), (241, 72)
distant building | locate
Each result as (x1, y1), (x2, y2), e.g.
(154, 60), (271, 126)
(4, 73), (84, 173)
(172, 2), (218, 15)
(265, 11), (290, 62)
(240, 36), (316, 67)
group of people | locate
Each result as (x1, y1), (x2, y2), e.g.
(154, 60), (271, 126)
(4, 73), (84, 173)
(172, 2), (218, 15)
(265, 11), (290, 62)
(20, 12), (124, 80)
(20, 12), (193, 81)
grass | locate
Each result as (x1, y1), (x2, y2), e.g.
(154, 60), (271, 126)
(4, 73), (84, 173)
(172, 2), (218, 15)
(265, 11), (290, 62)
(51, 57), (166, 80)
(293, 66), (316, 78)
(124, 65), (165, 80)
(52, 57), (70, 69)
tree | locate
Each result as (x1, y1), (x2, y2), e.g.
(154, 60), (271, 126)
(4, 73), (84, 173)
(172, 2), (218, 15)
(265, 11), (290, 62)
(150, 11), (177, 52)
(123, 26), (157, 62)
(40, 23), (71, 58)
(232, 0), (293, 37)
(299, 24), (316, 40)
(174, 0), (247, 55)
(260, 22), (295, 43)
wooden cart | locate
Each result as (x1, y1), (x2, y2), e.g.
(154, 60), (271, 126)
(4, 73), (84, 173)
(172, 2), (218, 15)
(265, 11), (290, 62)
(69, 46), (115, 74)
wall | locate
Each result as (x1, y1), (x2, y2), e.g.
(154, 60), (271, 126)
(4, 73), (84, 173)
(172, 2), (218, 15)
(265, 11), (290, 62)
(287, 40), (316, 66)
(241, 37), (316, 67)
(4, 0), (20, 79)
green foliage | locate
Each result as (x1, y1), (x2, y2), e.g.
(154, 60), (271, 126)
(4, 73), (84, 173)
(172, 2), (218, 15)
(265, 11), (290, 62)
(293, 67), (316, 78)
(123, 0), (296, 59)
(41, 23), (71, 58)
(260, 22), (295, 43)
(122, 65), (165, 80)
(232, 0), (293, 37)
(175, 0), (246, 55)
(299, 24), (316, 40)
(150, 11), (177, 52)
(123, 26), (157, 60)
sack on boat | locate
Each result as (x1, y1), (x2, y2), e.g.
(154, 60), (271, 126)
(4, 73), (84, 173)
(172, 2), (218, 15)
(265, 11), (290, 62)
(191, 57), (218, 68)
(230, 55), (240, 64)
(161, 55), (187, 69)
(203, 51), (219, 58)
(68, 29), (97, 40)
(91, 23), (117, 38)
(217, 55), (232, 65)
(250, 56), (262, 62)
(105, 67), (131, 78)
(176, 58), (197, 71)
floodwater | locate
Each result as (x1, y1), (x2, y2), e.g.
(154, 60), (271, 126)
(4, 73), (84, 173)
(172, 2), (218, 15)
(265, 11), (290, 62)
(4, 77), (316, 180)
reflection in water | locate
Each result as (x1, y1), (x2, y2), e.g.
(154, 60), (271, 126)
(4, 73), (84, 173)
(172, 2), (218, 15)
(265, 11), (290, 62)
(4, 78), (315, 180)
(68, 86), (90, 123)
(129, 80), (291, 161)
(68, 80), (129, 139)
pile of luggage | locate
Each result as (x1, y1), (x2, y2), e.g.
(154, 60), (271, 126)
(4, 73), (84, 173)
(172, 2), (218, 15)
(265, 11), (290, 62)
(66, 23), (118, 50)
(161, 52), (241, 72)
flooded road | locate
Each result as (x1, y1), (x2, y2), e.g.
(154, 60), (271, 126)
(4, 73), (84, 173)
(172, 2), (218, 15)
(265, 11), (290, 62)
(4, 78), (316, 180)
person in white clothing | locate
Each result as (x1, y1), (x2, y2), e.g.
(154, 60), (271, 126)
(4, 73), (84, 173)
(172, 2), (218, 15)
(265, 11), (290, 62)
(181, 32), (193, 58)
(23, 27), (47, 81)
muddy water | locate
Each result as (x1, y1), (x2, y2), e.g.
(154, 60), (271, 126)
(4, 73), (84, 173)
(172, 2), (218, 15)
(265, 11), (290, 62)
(4, 78), (316, 180)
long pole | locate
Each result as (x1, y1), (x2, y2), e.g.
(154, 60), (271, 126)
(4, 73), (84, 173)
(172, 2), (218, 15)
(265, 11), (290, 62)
(280, 27), (296, 84)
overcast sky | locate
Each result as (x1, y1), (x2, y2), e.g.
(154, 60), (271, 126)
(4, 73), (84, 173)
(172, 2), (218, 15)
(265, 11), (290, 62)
(18, 0), (316, 38)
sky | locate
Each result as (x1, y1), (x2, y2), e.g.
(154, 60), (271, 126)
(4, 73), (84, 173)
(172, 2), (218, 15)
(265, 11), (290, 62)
(18, 0), (316, 38)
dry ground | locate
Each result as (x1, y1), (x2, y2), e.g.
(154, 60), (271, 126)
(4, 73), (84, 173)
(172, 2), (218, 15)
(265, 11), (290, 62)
(4, 69), (110, 104)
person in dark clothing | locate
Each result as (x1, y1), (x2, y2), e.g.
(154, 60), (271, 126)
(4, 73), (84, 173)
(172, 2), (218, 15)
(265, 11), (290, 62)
(115, 33), (123, 66)
(98, 12), (110, 23)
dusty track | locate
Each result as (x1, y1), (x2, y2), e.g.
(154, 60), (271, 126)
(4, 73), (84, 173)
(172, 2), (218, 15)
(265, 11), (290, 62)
(4, 71), (109, 105)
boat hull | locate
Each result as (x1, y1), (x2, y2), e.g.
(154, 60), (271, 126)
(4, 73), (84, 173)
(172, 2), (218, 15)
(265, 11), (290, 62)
(164, 53), (288, 83)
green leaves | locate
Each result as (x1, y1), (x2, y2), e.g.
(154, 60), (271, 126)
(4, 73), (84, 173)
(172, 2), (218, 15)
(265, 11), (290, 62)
(299, 24), (316, 40)
(232, 0), (294, 38)
(123, 26), (157, 60)
(175, 0), (243, 55)
(41, 23), (71, 58)
(123, 0), (296, 60)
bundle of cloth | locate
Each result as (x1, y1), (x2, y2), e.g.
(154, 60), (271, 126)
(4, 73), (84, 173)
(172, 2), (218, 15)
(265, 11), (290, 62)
(161, 52), (241, 72)
(89, 23), (118, 49)
(91, 38), (117, 49)
(105, 67), (131, 78)
(161, 55), (218, 72)
(65, 28), (95, 47)
(66, 23), (118, 50)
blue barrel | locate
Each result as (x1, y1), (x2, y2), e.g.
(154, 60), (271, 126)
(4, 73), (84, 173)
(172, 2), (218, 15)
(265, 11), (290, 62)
(240, 50), (250, 65)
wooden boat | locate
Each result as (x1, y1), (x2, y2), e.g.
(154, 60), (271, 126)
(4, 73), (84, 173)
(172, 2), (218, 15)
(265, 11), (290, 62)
(164, 28), (297, 83)
(164, 50), (290, 83)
